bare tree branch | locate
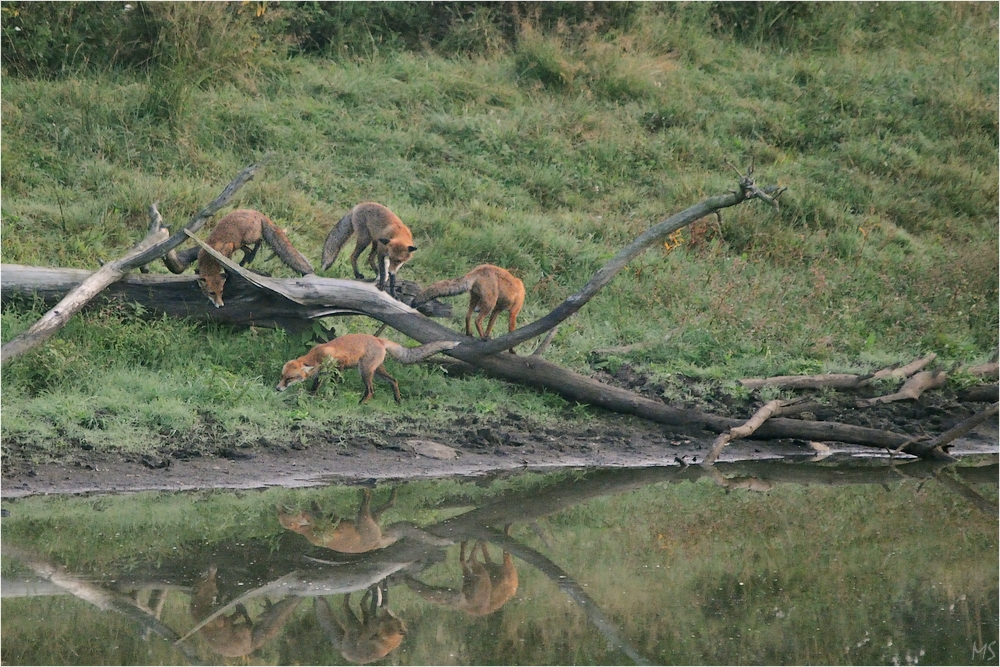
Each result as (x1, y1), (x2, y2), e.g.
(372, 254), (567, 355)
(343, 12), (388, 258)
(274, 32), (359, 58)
(740, 354), (937, 390)
(531, 325), (560, 356)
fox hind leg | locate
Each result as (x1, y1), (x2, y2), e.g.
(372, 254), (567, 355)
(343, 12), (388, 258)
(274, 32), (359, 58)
(466, 293), (482, 337)
(374, 364), (401, 403)
(350, 240), (369, 280)
(476, 291), (499, 340)
(506, 301), (523, 354)
(239, 241), (262, 266)
(357, 348), (389, 403)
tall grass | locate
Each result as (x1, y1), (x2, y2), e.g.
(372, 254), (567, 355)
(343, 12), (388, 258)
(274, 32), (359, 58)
(1, 3), (997, 454)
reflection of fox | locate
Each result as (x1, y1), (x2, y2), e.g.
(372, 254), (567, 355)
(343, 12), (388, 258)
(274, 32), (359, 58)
(315, 585), (406, 665)
(189, 565), (302, 658)
(412, 264), (524, 350)
(194, 209), (314, 308)
(403, 536), (518, 616)
(278, 488), (400, 553)
(276, 333), (458, 403)
(321, 202), (417, 296)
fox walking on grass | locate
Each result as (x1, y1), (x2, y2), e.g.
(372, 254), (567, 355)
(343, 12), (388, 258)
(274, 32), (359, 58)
(189, 209), (314, 308)
(321, 202), (417, 297)
(276, 333), (458, 403)
(412, 264), (524, 351)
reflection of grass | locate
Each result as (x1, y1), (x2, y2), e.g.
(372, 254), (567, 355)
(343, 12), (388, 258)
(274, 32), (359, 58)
(537, 478), (998, 665)
(2, 469), (996, 665)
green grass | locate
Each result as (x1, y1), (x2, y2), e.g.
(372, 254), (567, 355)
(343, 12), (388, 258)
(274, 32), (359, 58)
(2, 4), (997, 457)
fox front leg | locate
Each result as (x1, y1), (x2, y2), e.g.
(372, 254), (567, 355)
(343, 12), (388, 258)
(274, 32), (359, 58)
(376, 255), (389, 293)
(388, 268), (398, 300)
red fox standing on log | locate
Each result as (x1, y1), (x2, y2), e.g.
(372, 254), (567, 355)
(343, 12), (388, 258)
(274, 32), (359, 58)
(191, 209), (314, 308)
(321, 202), (417, 298)
(411, 264), (525, 351)
(276, 333), (458, 403)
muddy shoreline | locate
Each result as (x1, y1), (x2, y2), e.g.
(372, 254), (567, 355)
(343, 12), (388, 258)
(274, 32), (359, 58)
(3, 397), (997, 498)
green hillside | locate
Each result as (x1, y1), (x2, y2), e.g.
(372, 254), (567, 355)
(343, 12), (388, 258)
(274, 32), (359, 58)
(2, 2), (997, 458)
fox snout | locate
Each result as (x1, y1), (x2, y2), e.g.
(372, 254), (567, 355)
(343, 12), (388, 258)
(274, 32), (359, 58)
(198, 279), (226, 308)
(277, 361), (312, 391)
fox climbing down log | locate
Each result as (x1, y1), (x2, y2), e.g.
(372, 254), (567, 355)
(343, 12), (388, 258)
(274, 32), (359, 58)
(184, 209), (314, 307)
(276, 333), (458, 403)
(322, 202), (417, 297)
(412, 264), (525, 351)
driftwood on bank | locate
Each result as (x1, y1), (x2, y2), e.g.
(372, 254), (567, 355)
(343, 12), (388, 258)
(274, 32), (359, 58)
(701, 399), (789, 466)
(0, 159), (266, 363)
(739, 354), (937, 390)
(855, 370), (949, 408)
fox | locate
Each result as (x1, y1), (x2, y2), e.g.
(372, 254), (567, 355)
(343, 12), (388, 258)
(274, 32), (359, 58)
(321, 202), (417, 297)
(276, 333), (458, 403)
(402, 532), (518, 617)
(278, 488), (400, 553)
(189, 565), (302, 658)
(412, 264), (525, 350)
(192, 209), (314, 308)
(315, 584), (406, 665)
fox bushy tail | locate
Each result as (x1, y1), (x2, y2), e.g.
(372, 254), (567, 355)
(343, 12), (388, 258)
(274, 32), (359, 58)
(412, 274), (477, 306)
(321, 212), (355, 271)
(261, 220), (314, 275)
(382, 340), (459, 364)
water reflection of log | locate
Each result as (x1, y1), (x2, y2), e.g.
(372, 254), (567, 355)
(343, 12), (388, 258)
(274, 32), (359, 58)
(0, 543), (204, 666)
(933, 470), (999, 515)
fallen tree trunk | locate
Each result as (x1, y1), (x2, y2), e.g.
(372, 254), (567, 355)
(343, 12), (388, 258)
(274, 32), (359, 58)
(2, 169), (948, 454)
(0, 265), (448, 331)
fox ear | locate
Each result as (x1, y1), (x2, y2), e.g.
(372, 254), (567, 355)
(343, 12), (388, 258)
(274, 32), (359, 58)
(378, 237), (390, 246)
(301, 365), (315, 374)
(408, 245), (417, 252)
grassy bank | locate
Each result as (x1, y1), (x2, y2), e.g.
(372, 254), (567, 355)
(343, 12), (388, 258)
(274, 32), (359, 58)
(2, 3), (997, 459)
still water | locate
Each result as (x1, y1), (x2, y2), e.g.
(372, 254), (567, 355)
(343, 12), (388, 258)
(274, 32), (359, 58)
(2, 456), (997, 666)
